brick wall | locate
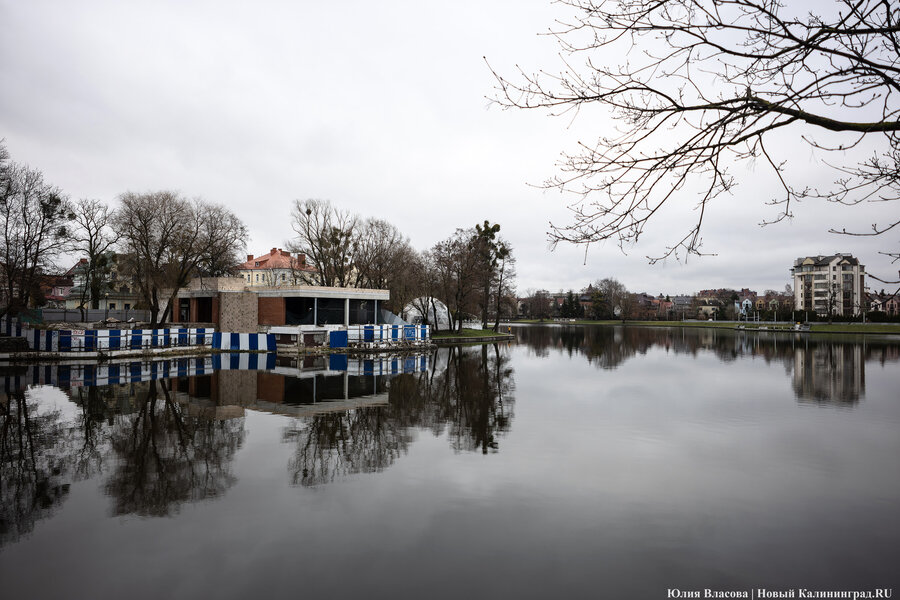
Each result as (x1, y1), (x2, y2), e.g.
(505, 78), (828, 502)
(219, 292), (258, 333)
(258, 297), (285, 326)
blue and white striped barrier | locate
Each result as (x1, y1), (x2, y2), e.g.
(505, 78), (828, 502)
(2, 316), (274, 355)
(346, 324), (430, 345)
(2, 317), (214, 352)
(211, 332), (276, 352)
(1, 353), (278, 391)
(56, 328), (213, 352)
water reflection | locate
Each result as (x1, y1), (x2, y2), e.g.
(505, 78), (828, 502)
(1, 331), (898, 596)
(285, 345), (515, 486)
(103, 380), (245, 517)
(0, 387), (71, 547)
(0, 347), (515, 538)
(514, 324), (899, 405)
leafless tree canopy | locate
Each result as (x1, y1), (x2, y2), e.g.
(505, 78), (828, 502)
(0, 144), (72, 316)
(115, 191), (247, 325)
(491, 0), (899, 270)
(70, 199), (119, 312)
(287, 199), (425, 312)
(288, 199), (357, 287)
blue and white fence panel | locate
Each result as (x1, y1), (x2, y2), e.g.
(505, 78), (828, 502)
(345, 324), (429, 345)
(53, 327), (213, 352)
(211, 332), (276, 352)
(1, 317), (270, 354)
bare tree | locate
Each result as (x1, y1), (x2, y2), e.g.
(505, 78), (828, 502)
(115, 191), (247, 326)
(430, 229), (483, 333)
(288, 199), (357, 287)
(115, 191), (188, 325)
(69, 199), (119, 317)
(382, 243), (423, 315)
(525, 289), (553, 320)
(595, 278), (630, 320)
(195, 203), (248, 278)
(351, 217), (423, 314)
(407, 251), (443, 329)
(0, 147), (72, 317)
(351, 217), (405, 289)
(491, 0), (899, 278)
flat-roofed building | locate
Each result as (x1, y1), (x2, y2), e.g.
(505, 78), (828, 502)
(171, 277), (389, 333)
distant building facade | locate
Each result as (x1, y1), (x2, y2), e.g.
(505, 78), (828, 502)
(868, 292), (899, 316)
(791, 254), (865, 316)
(64, 254), (140, 311)
(236, 248), (316, 287)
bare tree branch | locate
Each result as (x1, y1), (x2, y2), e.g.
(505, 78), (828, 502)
(489, 0), (899, 265)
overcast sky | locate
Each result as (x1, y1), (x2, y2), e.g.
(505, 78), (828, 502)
(1, 0), (896, 296)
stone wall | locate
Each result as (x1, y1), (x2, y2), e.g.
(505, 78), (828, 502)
(208, 369), (258, 406)
(218, 292), (258, 333)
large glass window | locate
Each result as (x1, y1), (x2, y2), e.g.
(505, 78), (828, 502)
(349, 299), (375, 324)
(196, 297), (213, 322)
(285, 297), (315, 325)
(178, 298), (190, 322)
(316, 298), (345, 325)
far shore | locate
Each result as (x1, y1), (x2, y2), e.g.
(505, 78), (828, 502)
(504, 319), (900, 336)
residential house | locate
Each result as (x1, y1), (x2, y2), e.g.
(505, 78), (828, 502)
(237, 248), (316, 287)
(868, 292), (898, 316)
(64, 254), (140, 311)
(39, 274), (73, 308)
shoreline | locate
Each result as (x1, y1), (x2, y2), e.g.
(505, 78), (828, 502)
(433, 333), (515, 345)
(505, 320), (900, 336)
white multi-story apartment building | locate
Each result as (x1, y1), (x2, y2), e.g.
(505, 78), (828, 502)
(791, 254), (865, 316)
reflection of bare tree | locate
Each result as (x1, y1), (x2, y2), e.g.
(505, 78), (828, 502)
(516, 325), (655, 368)
(103, 380), (245, 516)
(441, 345), (514, 454)
(69, 386), (114, 480)
(285, 409), (413, 486)
(0, 390), (72, 547)
(285, 345), (516, 486)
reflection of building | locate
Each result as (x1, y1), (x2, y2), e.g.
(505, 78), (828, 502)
(791, 254), (865, 316)
(167, 355), (426, 418)
(792, 343), (864, 405)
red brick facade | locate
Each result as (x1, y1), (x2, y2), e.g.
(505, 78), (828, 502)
(258, 297), (285, 325)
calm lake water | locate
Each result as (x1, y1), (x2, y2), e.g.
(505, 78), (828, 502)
(2, 325), (899, 599)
